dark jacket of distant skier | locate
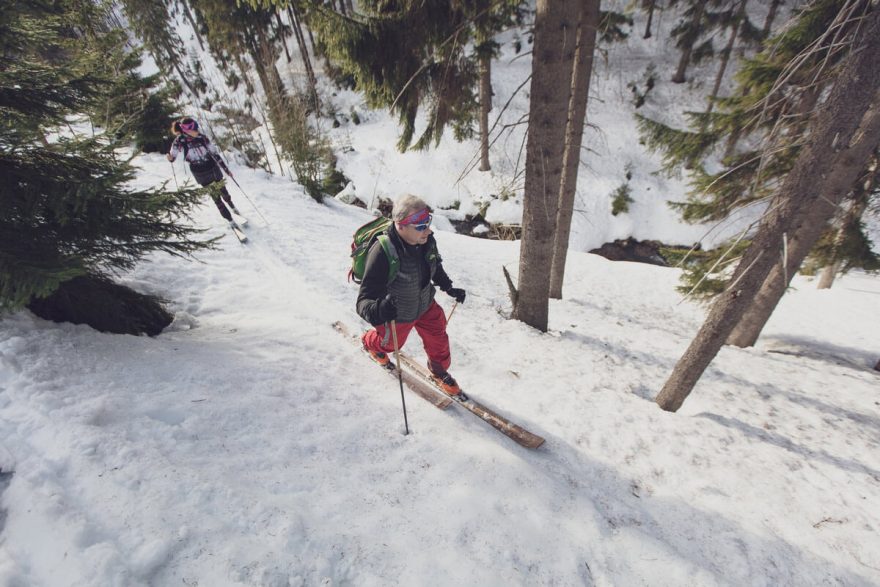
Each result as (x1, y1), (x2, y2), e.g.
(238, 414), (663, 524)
(167, 117), (238, 223)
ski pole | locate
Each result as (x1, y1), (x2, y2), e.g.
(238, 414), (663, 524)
(169, 161), (179, 190)
(390, 320), (410, 436)
(211, 154), (271, 226)
(446, 301), (458, 324)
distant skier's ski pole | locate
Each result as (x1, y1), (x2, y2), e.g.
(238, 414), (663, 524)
(170, 161), (179, 190)
(390, 320), (410, 435)
(211, 153), (271, 226)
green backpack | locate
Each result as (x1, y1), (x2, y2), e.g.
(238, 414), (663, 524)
(348, 216), (400, 284)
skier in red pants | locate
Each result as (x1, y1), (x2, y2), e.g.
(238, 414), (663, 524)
(356, 194), (467, 395)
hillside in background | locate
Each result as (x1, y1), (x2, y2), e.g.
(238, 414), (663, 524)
(164, 0), (791, 253)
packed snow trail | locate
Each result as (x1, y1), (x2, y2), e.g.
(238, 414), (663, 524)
(0, 154), (878, 586)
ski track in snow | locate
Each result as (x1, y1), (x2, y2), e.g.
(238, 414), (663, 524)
(0, 154), (878, 586)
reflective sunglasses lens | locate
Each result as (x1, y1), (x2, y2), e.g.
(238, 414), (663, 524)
(413, 213), (432, 231)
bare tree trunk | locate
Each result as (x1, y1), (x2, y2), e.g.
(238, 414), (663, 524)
(251, 26), (285, 103)
(672, 0), (707, 84)
(275, 12), (292, 63)
(816, 259), (844, 289)
(761, 0), (783, 39)
(179, 0), (206, 52)
(170, 59), (202, 98)
(705, 0), (747, 118)
(257, 103), (285, 177)
(643, 0), (657, 39)
(345, 0), (354, 15)
(549, 0), (600, 300)
(288, 3), (320, 110)
(656, 8), (880, 412)
(817, 154), (877, 289)
(729, 151), (878, 344)
(231, 52), (256, 96)
(513, 0), (582, 332)
(478, 53), (492, 171)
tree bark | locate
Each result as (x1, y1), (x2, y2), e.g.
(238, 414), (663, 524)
(170, 59), (201, 98)
(761, 0), (783, 39)
(549, 0), (600, 300)
(287, 4), (320, 110)
(512, 0), (582, 331)
(643, 0), (656, 39)
(672, 0), (707, 84)
(250, 25), (285, 105)
(656, 8), (880, 412)
(179, 0), (206, 52)
(275, 11), (292, 63)
(231, 52), (256, 96)
(816, 259), (844, 289)
(705, 0), (747, 119)
(478, 53), (492, 171)
(817, 153), (876, 289)
(727, 145), (879, 346)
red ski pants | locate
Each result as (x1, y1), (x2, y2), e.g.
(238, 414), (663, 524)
(362, 301), (451, 373)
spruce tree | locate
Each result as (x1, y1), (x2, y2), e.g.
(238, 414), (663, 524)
(308, 0), (524, 152)
(657, 2), (880, 411)
(0, 1), (213, 333)
(638, 0), (878, 300)
(120, 0), (207, 98)
(81, 27), (180, 154)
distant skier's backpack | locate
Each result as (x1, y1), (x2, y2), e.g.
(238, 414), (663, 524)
(348, 216), (399, 284)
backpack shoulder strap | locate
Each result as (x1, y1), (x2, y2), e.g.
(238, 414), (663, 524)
(376, 234), (399, 285)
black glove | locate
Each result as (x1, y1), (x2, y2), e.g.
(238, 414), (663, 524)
(446, 287), (466, 304)
(377, 294), (397, 323)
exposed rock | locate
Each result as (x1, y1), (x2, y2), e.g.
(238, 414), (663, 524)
(589, 238), (672, 266)
(27, 275), (172, 336)
(448, 215), (521, 240)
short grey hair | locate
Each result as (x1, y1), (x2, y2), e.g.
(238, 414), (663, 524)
(392, 194), (428, 222)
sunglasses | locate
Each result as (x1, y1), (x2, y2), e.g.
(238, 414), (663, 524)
(400, 209), (433, 232)
(180, 121), (197, 132)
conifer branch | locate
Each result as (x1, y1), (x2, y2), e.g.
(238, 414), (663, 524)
(387, 0), (516, 114)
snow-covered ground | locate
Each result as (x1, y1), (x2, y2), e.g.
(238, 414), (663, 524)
(4, 1), (880, 584)
(1, 152), (879, 586)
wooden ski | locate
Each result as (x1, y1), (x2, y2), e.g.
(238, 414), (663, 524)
(395, 352), (545, 449)
(333, 321), (452, 409)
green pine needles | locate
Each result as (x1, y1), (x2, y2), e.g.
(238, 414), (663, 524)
(638, 0), (879, 295)
(310, 0), (523, 152)
(0, 4), (214, 313)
